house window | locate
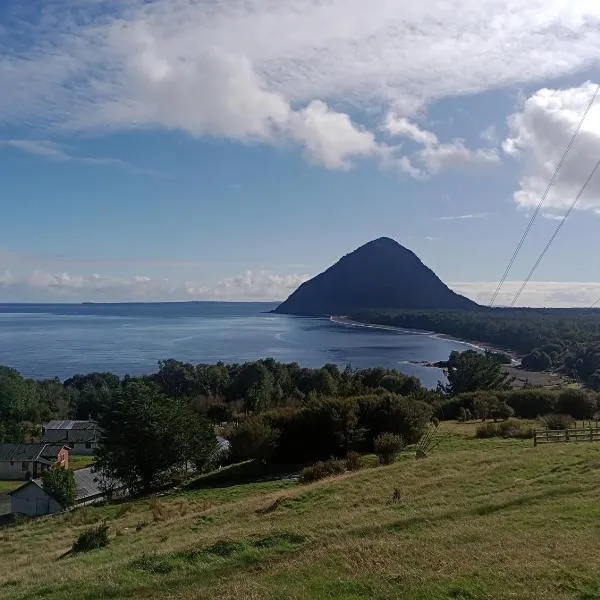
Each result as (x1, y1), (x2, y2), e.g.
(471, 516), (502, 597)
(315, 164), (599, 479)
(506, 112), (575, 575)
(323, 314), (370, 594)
(85, 442), (92, 449)
(21, 461), (28, 471)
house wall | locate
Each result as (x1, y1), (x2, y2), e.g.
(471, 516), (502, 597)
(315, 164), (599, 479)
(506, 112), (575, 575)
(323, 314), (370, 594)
(11, 484), (62, 517)
(0, 460), (32, 480)
(70, 442), (97, 456)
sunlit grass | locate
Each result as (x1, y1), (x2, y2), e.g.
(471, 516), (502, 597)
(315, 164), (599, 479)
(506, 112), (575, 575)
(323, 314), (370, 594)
(2, 422), (600, 599)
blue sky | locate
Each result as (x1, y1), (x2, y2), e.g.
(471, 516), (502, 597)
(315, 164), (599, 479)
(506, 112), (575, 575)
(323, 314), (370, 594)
(1, 0), (600, 306)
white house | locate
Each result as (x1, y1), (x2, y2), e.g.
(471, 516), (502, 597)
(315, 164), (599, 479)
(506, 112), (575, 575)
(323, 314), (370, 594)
(10, 467), (120, 517)
(41, 420), (100, 455)
(0, 444), (70, 480)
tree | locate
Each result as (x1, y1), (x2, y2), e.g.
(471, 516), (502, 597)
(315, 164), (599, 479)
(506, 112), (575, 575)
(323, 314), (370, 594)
(440, 351), (513, 396)
(42, 467), (76, 508)
(521, 350), (552, 371)
(226, 417), (279, 462)
(95, 381), (216, 494)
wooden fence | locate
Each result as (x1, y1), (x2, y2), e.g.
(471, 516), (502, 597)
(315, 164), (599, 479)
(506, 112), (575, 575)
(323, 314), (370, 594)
(534, 424), (600, 446)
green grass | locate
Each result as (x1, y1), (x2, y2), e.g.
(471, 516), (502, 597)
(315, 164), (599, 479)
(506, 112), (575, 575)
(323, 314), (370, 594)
(69, 455), (95, 471)
(0, 480), (21, 493)
(2, 422), (600, 599)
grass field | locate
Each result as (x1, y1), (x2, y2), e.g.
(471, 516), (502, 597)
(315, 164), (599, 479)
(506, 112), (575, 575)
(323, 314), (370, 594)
(69, 455), (95, 471)
(0, 480), (21, 494)
(2, 422), (600, 599)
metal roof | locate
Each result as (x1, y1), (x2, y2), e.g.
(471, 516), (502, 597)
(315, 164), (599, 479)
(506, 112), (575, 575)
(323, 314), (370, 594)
(10, 467), (121, 502)
(44, 420), (97, 431)
(0, 444), (67, 462)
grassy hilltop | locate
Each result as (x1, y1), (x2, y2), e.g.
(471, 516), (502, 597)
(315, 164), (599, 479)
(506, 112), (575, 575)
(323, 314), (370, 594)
(2, 423), (600, 600)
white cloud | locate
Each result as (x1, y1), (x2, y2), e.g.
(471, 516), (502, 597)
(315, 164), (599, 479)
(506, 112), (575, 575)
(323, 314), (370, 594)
(1, 1), (599, 170)
(0, 268), (310, 302)
(0, 139), (149, 173)
(384, 116), (438, 146)
(451, 280), (600, 307)
(288, 101), (379, 170)
(383, 117), (501, 176)
(417, 141), (500, 174)
(437, 212), (494, 221)
(503, 81), (600, 213)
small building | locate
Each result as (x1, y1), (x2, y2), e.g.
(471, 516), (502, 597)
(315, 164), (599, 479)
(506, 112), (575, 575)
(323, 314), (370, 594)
(0, 444), (69, 481)
(10, 467), (121, 517)
(41, 420), (100, 455)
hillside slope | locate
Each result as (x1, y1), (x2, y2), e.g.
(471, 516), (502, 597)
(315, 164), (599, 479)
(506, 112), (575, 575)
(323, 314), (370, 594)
(274, 237), (478, 316)
(2, 425), (599, 600)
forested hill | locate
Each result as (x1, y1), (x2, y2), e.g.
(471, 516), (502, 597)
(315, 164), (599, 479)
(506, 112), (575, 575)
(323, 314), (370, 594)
(352, 308), (600, 388)
(273, 237), (478, 316)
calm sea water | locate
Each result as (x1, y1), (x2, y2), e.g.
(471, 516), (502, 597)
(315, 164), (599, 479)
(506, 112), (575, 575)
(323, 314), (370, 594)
(0, 302), (475, 387)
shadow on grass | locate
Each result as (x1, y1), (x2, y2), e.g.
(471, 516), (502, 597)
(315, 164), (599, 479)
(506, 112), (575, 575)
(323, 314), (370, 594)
(185, 460), (299, 490)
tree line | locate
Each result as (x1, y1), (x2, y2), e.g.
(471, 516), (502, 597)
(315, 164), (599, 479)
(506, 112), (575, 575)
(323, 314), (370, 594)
(3, 351), (600, 496)
(353, 308), (600, 388)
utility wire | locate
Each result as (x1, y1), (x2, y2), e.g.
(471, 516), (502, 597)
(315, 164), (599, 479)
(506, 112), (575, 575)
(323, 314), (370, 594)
(510, 157), (600, 307)
(489, 84), (600, 307)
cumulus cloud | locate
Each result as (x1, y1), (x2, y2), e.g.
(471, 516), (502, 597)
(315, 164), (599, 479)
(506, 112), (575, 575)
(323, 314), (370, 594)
(503, 81), (600, 213)
(0, 268), (309, 302)
(1, 1), (599, 171)
(384, 115), (500, 176)
(451, 280), (600, 308)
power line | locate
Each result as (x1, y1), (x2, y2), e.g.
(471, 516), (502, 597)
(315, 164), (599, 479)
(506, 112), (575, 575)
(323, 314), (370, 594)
(510, 156), (600, 307)
(489, 84), (600, 307)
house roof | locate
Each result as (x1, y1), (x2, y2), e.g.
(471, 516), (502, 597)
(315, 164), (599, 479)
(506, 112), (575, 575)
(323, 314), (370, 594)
(44, 420), (97, 431)
(10, 467), (121, 502)
(41, 430), (97, 444)
(0, 443), (68, 463)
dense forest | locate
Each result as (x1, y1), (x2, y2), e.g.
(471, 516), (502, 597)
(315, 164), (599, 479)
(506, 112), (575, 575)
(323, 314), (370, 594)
(352, 309), (600, 388)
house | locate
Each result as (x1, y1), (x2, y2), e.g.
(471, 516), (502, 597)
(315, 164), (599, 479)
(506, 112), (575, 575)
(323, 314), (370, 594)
(41, 420), (100, 455)
(10, 467), (121, 517)
(0, 444), (69, 481)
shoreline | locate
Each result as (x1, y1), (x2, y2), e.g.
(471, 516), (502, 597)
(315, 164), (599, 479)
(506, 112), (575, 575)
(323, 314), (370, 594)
(329, 316), (521, 365)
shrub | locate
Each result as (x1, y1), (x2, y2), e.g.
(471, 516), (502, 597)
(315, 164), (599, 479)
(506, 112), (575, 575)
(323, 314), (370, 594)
(490, 400), (515, 422)
(344, 451), (363, 471)
(226, 417), (279, 462)
(299, 459), (345, 484)
(476, 419), (534, 439)
(357, 394), (432, 444)
(72, 523), (110, 553)
(42, 467), (76, 508)
(542, 414), (574, 430)
(555, 389), (597, 419)
(475, 422), (499, 439)
(373, 433), (405, 465)
(497, 419), (534, 439)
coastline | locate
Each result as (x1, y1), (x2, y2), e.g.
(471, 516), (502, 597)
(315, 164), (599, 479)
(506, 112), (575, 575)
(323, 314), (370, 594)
(329, 315), (521, 365)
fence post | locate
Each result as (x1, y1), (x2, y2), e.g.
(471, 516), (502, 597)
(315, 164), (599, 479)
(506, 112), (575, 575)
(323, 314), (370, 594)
(534, 430), (537, 447)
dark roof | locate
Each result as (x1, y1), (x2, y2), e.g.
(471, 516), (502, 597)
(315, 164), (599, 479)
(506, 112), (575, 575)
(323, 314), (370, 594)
(44, 420), (97, 431)
(41, 430), (97, 444)
(10, 467), (121, 502)
(0, 443), (67, 462)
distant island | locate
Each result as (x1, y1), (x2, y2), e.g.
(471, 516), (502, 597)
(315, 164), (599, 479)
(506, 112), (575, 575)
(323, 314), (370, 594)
(273, 236), (478, 316)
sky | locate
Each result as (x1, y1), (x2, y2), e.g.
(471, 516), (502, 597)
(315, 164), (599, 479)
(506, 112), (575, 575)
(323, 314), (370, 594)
(1, 1), (600, 307)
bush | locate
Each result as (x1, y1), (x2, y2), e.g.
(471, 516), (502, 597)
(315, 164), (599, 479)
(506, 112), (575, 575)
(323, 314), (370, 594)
(299, 459), (345, 484)
(497, 419), (534, 439)
(555, 389), (597, 419)
(226, 417), (279, 462)
(475, 422), (499, 438)
(373, 433), (405, 465)
(344, 451), (363, 471)
(542, 414), (574, 430)
(42, 467), (76, 508)
(476, 419), (534, 439)
(72, 523), (110, 553)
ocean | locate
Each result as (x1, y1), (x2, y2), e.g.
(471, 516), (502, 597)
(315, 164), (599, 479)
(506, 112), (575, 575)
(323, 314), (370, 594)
(0, 302), (476, 387)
